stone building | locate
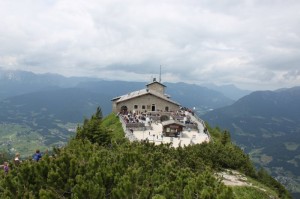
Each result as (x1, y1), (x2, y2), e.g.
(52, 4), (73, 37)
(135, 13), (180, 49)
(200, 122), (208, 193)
(162, 120), (185, 137)
(112, 79), (180, 114)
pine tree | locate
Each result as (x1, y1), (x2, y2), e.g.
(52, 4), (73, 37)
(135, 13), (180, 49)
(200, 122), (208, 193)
(76, 107), (111, 146)
(221, 130), (231, 145)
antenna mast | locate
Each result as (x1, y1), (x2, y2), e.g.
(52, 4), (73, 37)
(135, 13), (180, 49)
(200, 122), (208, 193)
(159, 65), (162, 83)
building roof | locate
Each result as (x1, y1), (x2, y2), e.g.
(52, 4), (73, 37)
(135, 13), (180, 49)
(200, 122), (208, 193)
(162, 120), (186, 127)
(112, 88), (180, 106)
(146, 80), (166, 87)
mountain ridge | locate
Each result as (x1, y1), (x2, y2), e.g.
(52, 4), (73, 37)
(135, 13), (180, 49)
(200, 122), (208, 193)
(201, 83), (252, 100)
(0, 70), (234, 158)
(202, 86), (300, 195)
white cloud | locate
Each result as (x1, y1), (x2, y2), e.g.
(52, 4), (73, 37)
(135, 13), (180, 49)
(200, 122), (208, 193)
(0, 0), (300, 90)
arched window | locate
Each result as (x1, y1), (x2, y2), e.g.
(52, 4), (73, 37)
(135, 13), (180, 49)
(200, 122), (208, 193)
(120, 106), (128, 114)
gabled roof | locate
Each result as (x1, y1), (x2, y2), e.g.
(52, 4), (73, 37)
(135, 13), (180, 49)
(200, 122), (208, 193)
(146, 81), (166, 87)
(162, 120), (186, 127)
(112, 88), (180, 106)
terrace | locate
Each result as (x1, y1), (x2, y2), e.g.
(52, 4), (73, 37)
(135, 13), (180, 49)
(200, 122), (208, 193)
(118, 108), (211, 147)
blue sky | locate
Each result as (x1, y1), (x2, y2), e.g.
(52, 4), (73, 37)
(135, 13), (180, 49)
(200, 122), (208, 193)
(0, 0), (300, 90)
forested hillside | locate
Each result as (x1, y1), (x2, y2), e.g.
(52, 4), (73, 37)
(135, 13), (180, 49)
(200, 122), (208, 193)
(0, 108), (291, 198)
(203, 87), (300, 195)
(0, 88), (111, 156)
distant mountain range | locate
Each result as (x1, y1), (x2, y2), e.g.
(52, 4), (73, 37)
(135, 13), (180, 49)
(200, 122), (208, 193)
(0, 68), (238, 156)
(203, 86), (300, 194)
(76, 81), (235, 112)
(0, 88), (109, 124)
(202, 83), (252, 100)
(0, 68), (241, 111)
(0, 68), (99, 100)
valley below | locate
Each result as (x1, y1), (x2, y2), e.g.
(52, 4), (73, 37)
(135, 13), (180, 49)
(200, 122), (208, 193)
(203, 87), (300, 197)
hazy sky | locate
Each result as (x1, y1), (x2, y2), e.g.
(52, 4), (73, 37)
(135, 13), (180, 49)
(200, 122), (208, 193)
(0, 0), (299, 90)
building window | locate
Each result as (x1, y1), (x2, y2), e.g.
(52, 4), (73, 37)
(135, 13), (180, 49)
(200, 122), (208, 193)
(165, 106), (169, 111)
(152, 104), (155, 111)
(147, 105), (151, 110)
(134, 105), (138, 109)
(142, 105), (146, 109)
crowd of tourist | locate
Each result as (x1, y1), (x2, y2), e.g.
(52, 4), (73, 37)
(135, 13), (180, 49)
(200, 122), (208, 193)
(180, 106), (195, 115)
(118, 107), (197, 126)
(170, 108), (198, 126)
(119, 111), (147, 124)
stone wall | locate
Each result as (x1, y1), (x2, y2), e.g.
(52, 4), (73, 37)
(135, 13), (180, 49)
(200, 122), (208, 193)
(114, 94), (179, 113)
(147, 82), (165, 94)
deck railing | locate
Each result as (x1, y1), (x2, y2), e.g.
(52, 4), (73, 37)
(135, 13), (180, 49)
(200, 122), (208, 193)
(187, 112), (212, 141)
